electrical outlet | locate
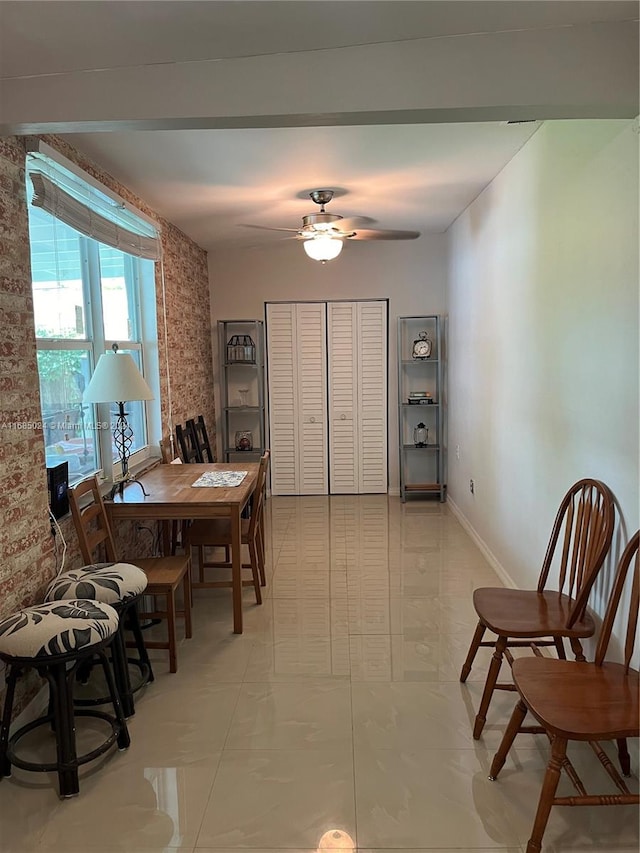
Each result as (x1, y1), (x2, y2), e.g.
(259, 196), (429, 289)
(469, 479), (475, 495)
(455, 445), (460, 460)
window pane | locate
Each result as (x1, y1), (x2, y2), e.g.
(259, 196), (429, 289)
(37, 348), (100, 481)
(29, 206), (87, 340)
(100, 245), (138, 341)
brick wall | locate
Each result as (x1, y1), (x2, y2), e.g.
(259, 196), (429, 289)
(0, 135), (214, 714)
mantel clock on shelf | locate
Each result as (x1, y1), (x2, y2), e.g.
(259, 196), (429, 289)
(412, 331), (432, 359)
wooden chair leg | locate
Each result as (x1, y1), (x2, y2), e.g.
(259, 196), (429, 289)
(489, 698), (528, 779)
(198, 546), (205, 584)
(473, 634), (507, 739)
(167, 591), (178, 673)
(569, 636), (586, 662)
(460, 620), (486, 682)
(525, 736), (567, 853)
(255, 533), (266, 587)
(553, 637), (566, 659)
(248, 541), (262, 605)
(183, 570), (193, 639)
(617, 738), (632, 777)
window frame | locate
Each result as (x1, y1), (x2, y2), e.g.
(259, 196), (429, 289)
(30, 207), (160, 487)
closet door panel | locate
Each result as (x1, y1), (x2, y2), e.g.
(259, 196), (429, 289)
(328, 302), (359, 494)
(296, 303), (328, 495)
(358, 301), (388, 493)
(266, 303), (299, 495)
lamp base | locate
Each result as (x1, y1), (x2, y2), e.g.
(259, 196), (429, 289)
(108, 473), (149, 502)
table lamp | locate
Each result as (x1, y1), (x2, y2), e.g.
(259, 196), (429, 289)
(84, 343), (154, 498)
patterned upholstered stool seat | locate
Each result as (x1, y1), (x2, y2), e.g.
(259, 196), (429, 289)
(0, 600), (130, 798)
(45, 562), (148, 605)
(45, 563), (153, 717)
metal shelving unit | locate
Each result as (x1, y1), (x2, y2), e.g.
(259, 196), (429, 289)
(219, 320), (266, 463)
(398, 315), (446, 502)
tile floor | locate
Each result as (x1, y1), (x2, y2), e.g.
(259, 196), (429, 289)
(1, 496), (637, 852)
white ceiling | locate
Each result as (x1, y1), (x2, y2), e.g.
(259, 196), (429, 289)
(2, 1), (636, 254)
(63, 122), (540, 248)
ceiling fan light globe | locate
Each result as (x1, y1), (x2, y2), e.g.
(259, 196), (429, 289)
(303, 235), (343, 262)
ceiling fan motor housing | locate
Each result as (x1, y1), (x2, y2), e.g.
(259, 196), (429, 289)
(301, 212), (344, 232)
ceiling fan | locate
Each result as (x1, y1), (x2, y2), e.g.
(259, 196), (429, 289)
(243, 189), (420, 262)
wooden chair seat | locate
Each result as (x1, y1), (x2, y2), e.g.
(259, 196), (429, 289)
(460, 478), (615, 740)
(512, 657), (639, 740)
(472, 588), (596, 639)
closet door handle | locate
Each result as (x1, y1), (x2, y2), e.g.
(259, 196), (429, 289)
(340, 414), (346, 420)
(309, 416), (316, 423)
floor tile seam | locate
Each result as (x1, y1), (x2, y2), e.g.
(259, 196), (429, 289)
(191, 748), (227, 853)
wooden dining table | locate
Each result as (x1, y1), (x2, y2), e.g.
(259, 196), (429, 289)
(106, 462), (260, 634)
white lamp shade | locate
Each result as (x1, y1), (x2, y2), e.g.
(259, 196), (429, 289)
(303, 235), (343, 262)
(84, 349), (154, 403)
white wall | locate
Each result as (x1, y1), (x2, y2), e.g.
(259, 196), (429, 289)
(447, 119), (639, 655)
(209, 235), (448, 491)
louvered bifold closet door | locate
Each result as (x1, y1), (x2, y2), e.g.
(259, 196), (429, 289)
(266, 303), (299, 495)
(328, 302), (359, 493)
(296, 303), (328, 494)
(357, 301), (388, 493)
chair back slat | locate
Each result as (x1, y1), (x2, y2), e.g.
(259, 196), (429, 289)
(187, 416), (214, 463)
(176, 422), (203, 463)
(159, 435), (176, 464)
(593, 531), (640, 671)
(536, 479), (614, 626)
(68, 475), (118, 564)
(248, 450), (270, 539)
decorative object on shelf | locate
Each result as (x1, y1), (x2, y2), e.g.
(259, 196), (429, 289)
(408, 391), (433, 405)
(227, 335), (256, 364)
(83, 343), (154, 499)
(235, 430), (253, 451)
(412, 331), (432, 359)
(414, 423), (429, 447)
(238, 388), (249, 407)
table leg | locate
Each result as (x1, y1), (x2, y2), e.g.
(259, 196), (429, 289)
(231, 504), (243, 633)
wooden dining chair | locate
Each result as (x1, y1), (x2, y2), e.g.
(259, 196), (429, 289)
(175, 422), (203, 463)
(460, 478), (615, 739)
(69, 476), (192, 673)
(188, 415), (215, 463)
(187, 450), (270, 603)
(488, 530), (639, 853)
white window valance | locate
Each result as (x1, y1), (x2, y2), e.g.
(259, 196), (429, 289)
(27, 149), (162, 261)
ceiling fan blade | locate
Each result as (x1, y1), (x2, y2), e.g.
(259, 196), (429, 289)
(337, 215), (377, 229)
(241, 224), (300, 233)
(348, 229), (420, 241)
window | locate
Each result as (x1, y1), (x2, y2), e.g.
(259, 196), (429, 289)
(26, 145), (161, 485)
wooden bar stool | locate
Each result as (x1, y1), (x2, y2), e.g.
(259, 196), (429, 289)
(45, 562), (153, 717)
(0, 600), (129, 798)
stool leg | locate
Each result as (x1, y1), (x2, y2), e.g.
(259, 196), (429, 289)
(97, 650), (130, 751)
(48, 663), (80, 798)
(0, 664), (19, 777)
(127, 604), (154, 684)
(111, 622), (135, 719)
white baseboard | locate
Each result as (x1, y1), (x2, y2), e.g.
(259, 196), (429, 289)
(446, 496), (517, 589)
